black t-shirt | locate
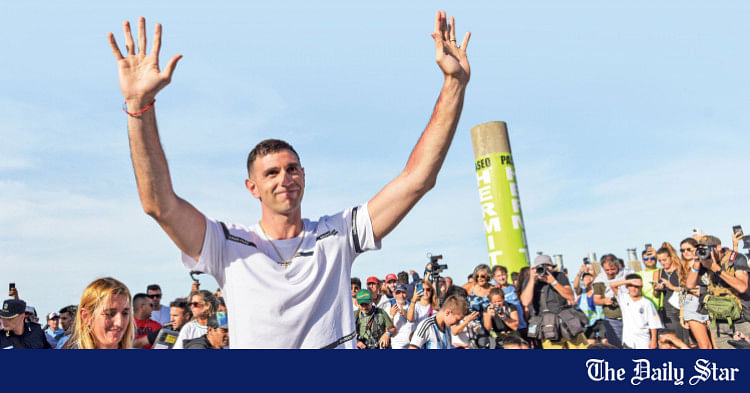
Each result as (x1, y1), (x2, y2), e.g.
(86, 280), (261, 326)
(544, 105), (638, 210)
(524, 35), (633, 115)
(0, 322), (51, 349)
(711, 250), (750, 321)
(521, 271), (570, 317)
(489, 303), (518, 333)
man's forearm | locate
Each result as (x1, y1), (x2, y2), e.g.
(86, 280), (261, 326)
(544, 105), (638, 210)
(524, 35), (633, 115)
(553, 284), (575, 301)
(403, 78), (466, 191)
(126, 104), (178, 218)
(520, 280), (534, 307)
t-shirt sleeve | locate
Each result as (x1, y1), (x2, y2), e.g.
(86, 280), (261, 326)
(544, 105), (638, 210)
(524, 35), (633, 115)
(734, 254), (749, 273)
(347, 202), (382, 255)
(382, 311), (393, 330)
(180, 216), (229, 287)
(409, 320), (428, 348)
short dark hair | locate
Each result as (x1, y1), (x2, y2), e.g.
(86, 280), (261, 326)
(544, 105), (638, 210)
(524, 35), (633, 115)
(147, 284), (161, 292)
(625, 273), (642, 282)
(351, 277), (361, 288)
(246, 139), (300, 176)
(492, 265), (507, 275)
(170, 298), (192, 318)
(59, 305), (77, 317)
(133, 293), (150, 308)
(397, 271), (409, 284)
(488, 287), (504, 299)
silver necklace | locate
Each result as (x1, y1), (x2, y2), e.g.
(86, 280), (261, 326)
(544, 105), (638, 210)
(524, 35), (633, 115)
(258, 222), (306, 269)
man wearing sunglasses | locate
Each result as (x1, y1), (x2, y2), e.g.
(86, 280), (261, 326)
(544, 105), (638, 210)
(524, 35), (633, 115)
(636, 247), (659, 309)
(133, 293), (162, 349)
(147, 284), (170, 325)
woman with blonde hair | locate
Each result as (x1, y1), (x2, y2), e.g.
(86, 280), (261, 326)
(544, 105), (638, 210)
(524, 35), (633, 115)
(652, 243), (689, 343)
(63, 277), (134, 349)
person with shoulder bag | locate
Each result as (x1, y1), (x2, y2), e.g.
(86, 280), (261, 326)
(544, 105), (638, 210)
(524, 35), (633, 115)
(521, 255), (588, 349)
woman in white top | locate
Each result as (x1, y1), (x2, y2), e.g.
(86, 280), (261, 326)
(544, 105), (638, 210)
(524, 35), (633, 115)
(174, 290), (217, 349)
(407, 280), (438, 325)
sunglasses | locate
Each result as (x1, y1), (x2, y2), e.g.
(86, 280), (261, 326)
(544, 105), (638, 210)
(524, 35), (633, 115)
(680, 248), (695, 253)
(147, 294), (162, 299)
(477, 275), (490, 279)
(189, 302), (205, 308)
(643, 257), (655, 261)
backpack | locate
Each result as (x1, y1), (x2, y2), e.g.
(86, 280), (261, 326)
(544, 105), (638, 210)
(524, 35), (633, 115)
(703, 251), (743, 336)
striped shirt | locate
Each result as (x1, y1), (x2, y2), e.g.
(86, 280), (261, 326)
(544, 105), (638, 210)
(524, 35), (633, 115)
(410, 315), (452, 349)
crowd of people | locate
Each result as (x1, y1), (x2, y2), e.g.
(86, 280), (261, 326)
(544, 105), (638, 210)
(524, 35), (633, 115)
(3, 229), (748, 350)
(347, 229), (750, 350)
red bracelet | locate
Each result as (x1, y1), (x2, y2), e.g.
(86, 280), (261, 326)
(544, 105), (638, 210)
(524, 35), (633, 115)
(122, 100), (155, 117)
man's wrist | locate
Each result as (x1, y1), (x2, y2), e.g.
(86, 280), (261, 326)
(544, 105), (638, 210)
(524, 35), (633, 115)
(125, 97), (156, 113)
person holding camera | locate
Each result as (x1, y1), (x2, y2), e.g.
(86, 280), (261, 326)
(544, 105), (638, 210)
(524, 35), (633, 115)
(354, 289), (395, 349)
(493, 265), (527, 337)
(687, 234), (750, 349)
(521, 255), (587, 349)
(573, 267), (606, 345)
(483, 287), (519, 341)
(679, 237), (714, 349)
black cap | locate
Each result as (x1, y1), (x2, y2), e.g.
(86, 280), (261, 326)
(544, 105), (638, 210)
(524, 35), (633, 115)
(0, 299), (26, 319)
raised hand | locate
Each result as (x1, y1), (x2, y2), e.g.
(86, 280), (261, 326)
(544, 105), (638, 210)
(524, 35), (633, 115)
(432, 11), (471, 83)
(108, 17), (182, 108)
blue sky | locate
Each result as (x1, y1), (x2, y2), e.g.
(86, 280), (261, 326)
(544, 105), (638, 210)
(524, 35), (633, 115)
(2, 1), (749, 319)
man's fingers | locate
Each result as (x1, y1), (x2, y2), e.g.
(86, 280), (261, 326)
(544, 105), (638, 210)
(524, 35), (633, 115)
(441, 11), (449, 41)
(433, 10), (442, 36)
(162, 54), (183, 80)
(138, 17), (147, 55)
(108, 33), (124, 60)
(152, 23), (162, 59)
(123, 21), (136, 56)
(460, 31), (471, 51)
(448, 16), (456, 42)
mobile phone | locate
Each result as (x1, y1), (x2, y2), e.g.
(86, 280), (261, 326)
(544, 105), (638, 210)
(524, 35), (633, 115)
(733, 225), (743, 236)
(9, 283), (15, 291)
(416, 282), (423, 293)
(583, 257), (590, 265)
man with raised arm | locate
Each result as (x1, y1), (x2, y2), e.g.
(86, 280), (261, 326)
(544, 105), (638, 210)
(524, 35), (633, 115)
(108, 11), (471, 348)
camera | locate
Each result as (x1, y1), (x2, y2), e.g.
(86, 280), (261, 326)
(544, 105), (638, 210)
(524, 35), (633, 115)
(427, 254), (448, 275)
(695, 243), (714, 261)
(535, 265), (548, 276)
(493, 305), (505, 316)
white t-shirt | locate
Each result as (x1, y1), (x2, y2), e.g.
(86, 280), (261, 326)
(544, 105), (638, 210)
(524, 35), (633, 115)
(616, 290), (663, 349)
(389, 301), (413, 349)
(182, 204), (380, 349)
(375, 295), (391, 314)
(150, 305), (171, 326)
(173, 320), (208, 349)
(410, 315), (453, 349)
(412, 302), (435, 325)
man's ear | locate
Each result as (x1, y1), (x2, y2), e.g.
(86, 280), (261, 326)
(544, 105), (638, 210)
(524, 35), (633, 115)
(245, 178), (261, 200)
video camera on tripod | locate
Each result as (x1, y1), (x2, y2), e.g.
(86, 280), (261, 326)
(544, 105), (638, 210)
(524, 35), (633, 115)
(425, 253), (448, 305)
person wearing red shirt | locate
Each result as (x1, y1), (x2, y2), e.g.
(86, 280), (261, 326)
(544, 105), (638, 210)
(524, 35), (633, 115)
(132, 293), (162, 349)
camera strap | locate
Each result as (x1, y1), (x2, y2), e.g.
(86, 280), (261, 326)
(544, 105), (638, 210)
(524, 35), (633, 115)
(320, 331), (356, 349)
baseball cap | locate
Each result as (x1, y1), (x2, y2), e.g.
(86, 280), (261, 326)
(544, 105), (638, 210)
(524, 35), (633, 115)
(47, 312), (59, 321)
(207, 311), (228, 329)
(366, 276), (379, 284)
(25, 306), (37, 316)
(701, 235), (721, 247)
(356, 289), (372, 304)
(394, 284), (408, 294)
(385, 273), (397, 282)
(532, 254), (554, 268)
(0, 299), (26, 319)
